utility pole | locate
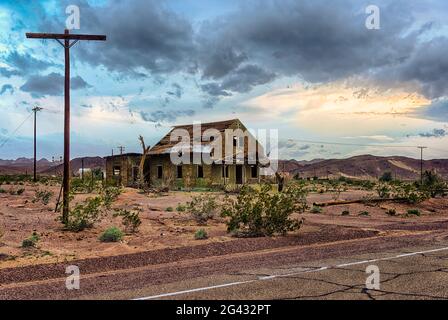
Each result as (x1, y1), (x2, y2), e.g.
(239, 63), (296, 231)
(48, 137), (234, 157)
(117, 146), (125, 155)
(81, 158), (84, 181)
(418, 146), (427, 184)
(32, 106), (42, 182)
(26, 30), (106, 225)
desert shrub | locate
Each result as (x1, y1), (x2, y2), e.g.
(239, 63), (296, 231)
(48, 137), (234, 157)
(32, 189), (54, 205)
(376, 183), (391, 198)
(166, 207), (174, 212)
(99, 227), (123, 242)
(64, 197), (103, 232)
(194, 229), (208, 240)
(379, 171), (393, 182)
(386, 208), (397, 216)
(17, 188), (25, 195)
(22, 232), (40, 248)
(221, 184), (307, 237)
(176, 203), (186, 212)
(420, 171), (446, 198)
(392, 183), (428, 204)
(0, 188), (6, 194)
(310, 206), (323, 214)
(113, 208), (142, 233)
(407, 209), (421, 217)
(341, 210), (350, 216)
(100, 185), (123, 209)
(186, 194), (218, 225)
(359, 211), (370, 216)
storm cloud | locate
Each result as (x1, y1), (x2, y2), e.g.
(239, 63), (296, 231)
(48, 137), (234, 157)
(20, 73), (90, 97)
(140, 109), (195, 123)
(0, 51), (56, 78)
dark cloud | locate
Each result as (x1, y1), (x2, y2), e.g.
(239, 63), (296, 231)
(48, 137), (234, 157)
(46, 0), (195, 78)
(140, 109), (195, 123)
(166, 83), (183, 99)
(201, 65), (275, 96)
(0, 84), (14, 95)
(416, 99), (448, 122)
(20, 73), (90, 98)
(391, 38), (448, 99)
(419, 128), (447, 138)
(0, 51), (55, 78)
(36, 0), (448, 102)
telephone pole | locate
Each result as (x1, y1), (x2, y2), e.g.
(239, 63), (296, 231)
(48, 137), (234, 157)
(26, 29), (106, 224)
(418, 146), (427, 184)
(117, 146), (125, 155)
(32, 106), (42, 182)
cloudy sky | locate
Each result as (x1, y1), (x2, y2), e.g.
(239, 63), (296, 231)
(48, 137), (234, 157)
(0, 0), (447, 160)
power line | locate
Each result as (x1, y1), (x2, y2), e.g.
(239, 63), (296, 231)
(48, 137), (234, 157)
(0, 112), (33, 148)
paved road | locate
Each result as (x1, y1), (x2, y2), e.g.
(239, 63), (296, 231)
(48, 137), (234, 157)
(1, 223), (448, 300)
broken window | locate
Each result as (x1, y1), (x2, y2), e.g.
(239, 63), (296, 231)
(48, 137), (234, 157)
(222, 165), (229, 178)
(197, 165), (204, 178)
(177, 165), (183, 179)
(113, 166), (121, 176)
(251, 165), (258, 178)
(157, 165), (163, 179)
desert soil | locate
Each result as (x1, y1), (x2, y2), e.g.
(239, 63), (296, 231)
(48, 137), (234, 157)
(0, 182), (447, 271)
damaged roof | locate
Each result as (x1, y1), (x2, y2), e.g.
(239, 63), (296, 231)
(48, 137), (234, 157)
(149, 119), (244, 155)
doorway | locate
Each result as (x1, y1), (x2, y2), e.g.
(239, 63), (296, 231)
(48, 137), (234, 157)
(236, 165), (243, 185)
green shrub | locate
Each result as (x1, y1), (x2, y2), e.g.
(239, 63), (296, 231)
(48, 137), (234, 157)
(386, 208), (397, 216)
(187, 194), (218, 225)
(22, 232), (40, 248)
(101, 186), (123, 209)
(407, 209), (421, 217)
(359, 211), (370, 216)
(221, 184), (307, 237)
(99, 227), (123, 242)
(113, 208), (142, 233)
(310, 206), (323, 214)
(0, 188), (5, 194)
(166, 207), (174, 212)
(176, 204), (186, 212)
(194, 229), (208, 240)
(379, 172), (393, 182)
(32, 189), (54, 205)
(17, 188), (25, 195)
(64, 197), (103, 232)
(376, 183), (391, 198)
(341, 210), (350, 216)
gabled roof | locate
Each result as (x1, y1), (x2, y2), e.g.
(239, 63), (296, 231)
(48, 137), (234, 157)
(149, 119), (243, 155)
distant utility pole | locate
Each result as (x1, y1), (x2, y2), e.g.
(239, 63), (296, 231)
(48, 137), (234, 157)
(32, 106), (43, 182)
(418, 146), (428, 184)
(81, 158), (84, 181)
(26, 29), (106, 225)
(117, 146), (125, 155)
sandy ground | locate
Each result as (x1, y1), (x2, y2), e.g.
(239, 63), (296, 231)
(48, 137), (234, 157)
(1, 182), (447, 270)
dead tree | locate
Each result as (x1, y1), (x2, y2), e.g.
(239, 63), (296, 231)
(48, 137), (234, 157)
(138, 135), (151, 188)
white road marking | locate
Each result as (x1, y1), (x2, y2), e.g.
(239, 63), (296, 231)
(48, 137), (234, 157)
(133, 246), (448, 300)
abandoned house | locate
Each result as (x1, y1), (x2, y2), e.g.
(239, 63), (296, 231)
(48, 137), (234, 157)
(105, 119), (267, 189)
(105, 153), (142, 187)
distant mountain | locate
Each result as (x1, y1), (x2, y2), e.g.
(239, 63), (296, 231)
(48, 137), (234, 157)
(0, 157), (105, 176)
(40, 157), (106, 175)
(280, 155), (448, 180)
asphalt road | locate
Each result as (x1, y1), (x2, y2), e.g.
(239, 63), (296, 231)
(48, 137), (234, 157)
(1, 222), (448, 300)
